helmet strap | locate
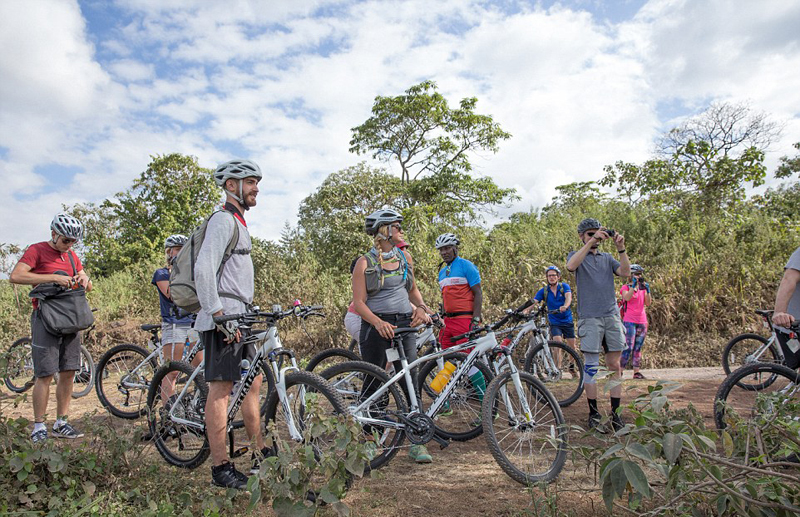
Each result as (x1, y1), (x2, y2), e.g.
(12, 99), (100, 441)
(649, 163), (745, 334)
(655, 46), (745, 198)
(225, 179), (247, 210)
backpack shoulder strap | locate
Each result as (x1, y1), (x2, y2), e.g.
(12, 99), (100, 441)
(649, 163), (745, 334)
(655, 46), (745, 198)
(66, 251), (77, 277)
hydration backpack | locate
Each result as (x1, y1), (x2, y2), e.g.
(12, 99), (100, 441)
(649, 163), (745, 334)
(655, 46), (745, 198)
(169, 210), (245, 313)
(363, 249), (413, 297)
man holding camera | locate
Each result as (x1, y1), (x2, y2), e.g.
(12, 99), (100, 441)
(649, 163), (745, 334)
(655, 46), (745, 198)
(566, 218), (630, 432)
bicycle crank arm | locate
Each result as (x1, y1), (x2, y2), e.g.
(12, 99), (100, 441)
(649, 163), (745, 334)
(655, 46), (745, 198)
(432, 433), (450, 450)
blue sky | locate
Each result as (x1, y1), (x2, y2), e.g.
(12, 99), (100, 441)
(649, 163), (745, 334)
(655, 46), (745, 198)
(1, 0), (799, 247)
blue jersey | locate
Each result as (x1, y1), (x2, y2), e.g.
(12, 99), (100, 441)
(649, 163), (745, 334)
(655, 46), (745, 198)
(152, 268), (194, 325)
(533, 283), (573, 325)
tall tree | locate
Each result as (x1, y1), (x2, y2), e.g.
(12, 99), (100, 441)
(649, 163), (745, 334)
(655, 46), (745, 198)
(349, 80), (512, 184)
(600, 102), (780, 210)
(68, 153), (219, 275)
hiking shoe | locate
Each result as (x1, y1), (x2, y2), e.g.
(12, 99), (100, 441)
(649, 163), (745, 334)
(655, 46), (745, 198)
(31, 428), (48, 444)
(408, 444), (432, 463)
(587, 414), (607, 434)
(611, 413), (625, 432)
(633, 372), (645, 380)
(250, 446), (276, 475)
(211, 461), (249, 490)
(52, 421), (84, 439)
(438, 401), (453, 417)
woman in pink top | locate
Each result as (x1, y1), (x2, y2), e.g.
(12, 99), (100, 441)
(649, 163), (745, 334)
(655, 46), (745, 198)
(620, 264), (652, 379)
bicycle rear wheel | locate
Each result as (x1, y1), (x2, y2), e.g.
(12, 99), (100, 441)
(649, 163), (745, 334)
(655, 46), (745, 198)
(417, 352), (493, 442)
(68, 345), (95, 399)
(305, 347), (361, 373)
(721, 333), (780, 390)
(146, 361), (210, 469)
(523, 341), (584, 407)
(319, 360), (407, 470)
(714, 362), (800, 431)
(263, 370), (352, 500)
(4, 337), (35, 393)
(482, 371), (567, 485)
(96, 343), (156, 419)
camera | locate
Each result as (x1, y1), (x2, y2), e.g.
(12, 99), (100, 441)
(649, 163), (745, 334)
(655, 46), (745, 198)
(603, 228), (616, 237)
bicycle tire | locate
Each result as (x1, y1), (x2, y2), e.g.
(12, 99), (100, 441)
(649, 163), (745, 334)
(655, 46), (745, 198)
(95, 343), (157, 419)
(714, 362), (800, 431)
(319, 360), (407, 470)
(305, 347), (361, 373)
(417, 351), (493, 442)
(262, 370), (352, 498)
(721, 333), (780, 389)
(146, 361), (210, 469)
(4, 337), (35, 393)
(69, 345), (95, 399)
(523, 341), (585, 407)
(482, 370), (568, 485)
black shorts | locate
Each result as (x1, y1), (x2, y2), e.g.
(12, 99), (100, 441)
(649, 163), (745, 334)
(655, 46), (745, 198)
(202, 328), (256, 382)
(31, 310), (81, 378)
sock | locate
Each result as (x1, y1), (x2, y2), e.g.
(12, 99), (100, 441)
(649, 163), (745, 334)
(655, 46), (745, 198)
(54, 416), (67, 429)
(33, 422), (46, 433)
(588, 398), (599, 417)
(468, 368), (486, 401)
(610, 397), (621, 415)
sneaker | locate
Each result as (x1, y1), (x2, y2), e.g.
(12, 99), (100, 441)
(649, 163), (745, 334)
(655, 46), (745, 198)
(250, 446), (275, 475)
(31, 428), (48, 444)
(633, 372), (645, 380)
(211, 461), (249, 490)
(408, 444), (433, 463)
(438, 401), (453, 417)
(52, 421), (84, 439)
(587, 414), (607, 434)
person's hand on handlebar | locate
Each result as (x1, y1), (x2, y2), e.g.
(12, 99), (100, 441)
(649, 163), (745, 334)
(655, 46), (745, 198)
(559, 305), (568, 313)
(213, 310), (241, 343)
(374, 319), (397, 340)
(410, 306), (431, 327)
(773, 311), (795, 328)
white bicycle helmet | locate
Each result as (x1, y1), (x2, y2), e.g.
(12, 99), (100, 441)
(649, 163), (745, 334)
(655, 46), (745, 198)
(50, 213), (84, 240)
(365, 209), (402, 236)
(435, 233), (460, 249)
(164, 234), (188, 249)
(214, 159), (262, 209)
(630, 264), (644, 274)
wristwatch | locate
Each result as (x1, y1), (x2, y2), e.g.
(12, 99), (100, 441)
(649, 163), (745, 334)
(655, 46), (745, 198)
(471, 316), (482, 325)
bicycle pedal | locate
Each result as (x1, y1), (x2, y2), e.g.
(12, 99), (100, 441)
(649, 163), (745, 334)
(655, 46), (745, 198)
(231, 446), (249, 459)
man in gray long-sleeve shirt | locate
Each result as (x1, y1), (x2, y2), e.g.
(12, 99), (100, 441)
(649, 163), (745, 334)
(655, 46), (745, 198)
(197, 159), (266, 489)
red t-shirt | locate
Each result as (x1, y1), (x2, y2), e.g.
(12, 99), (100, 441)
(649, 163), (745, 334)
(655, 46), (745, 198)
(18, 242), (83, 308)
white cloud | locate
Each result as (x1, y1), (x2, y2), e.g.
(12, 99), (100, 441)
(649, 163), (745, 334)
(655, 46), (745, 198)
(1, 0), (799, 248)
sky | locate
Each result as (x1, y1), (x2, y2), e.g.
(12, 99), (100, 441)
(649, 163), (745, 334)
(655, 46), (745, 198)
(1, 0), (799, 246)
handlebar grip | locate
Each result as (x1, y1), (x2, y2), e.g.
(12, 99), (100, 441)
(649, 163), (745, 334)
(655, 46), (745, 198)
(514, 299), (534, 313)
(213, 313), (245, 324)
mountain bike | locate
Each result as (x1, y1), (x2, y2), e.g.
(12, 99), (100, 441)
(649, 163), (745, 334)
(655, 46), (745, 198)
(721, 309), (786, 390)
(95, 324), (204, 419)
(320, 316), (568, 484)
(4, 330), (95, 399)
(145, 304), (347, 482)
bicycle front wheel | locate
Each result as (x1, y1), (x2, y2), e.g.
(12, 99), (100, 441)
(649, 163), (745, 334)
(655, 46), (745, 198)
(482, 371), (567, 485)
(4, 337), (35, 393)
(305, 347), (361, 373)
(714, 362), (800, 431)
(523, 341), (584, 407)
(70, 345), (95, 398)
(319, 360), (408, 470)
(417, 352), (493, 442)
(721, 333), (780, 389)
(146, 361), (210, 469)
(263, 370), (352, 500)
(96, 343), (156, 419)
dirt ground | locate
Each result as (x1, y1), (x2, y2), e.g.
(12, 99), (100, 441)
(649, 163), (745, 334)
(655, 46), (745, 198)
(0, 366), (726, 516)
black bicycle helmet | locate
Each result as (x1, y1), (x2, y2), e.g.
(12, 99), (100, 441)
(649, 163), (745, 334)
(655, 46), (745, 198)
(577, 218), (602, 234)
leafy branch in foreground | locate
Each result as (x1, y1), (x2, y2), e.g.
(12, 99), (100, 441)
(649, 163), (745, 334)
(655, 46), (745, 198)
(570, 382), (800, 516)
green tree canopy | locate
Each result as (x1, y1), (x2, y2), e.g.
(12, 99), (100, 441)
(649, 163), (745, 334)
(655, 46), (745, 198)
(349, 80), (512, 184)
(68, 153), (219, 275)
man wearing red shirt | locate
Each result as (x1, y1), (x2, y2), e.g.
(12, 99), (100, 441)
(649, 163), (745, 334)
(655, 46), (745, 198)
(10, 214), (92, 443)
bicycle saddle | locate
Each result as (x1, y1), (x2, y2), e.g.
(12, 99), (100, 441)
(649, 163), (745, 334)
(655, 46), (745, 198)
(754, 309), (774, 317)
(141, 324), (161, 331)
(393, 327), (419, 337)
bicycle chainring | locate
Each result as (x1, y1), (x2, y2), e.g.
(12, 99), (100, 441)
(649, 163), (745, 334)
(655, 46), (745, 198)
(403, 412), (436, 445)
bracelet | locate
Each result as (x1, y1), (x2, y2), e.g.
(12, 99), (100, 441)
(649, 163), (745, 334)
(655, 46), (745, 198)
(618, 249), (626, 254)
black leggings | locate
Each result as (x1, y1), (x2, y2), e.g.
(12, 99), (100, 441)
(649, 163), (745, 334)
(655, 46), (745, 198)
(359, 313), (417, 402)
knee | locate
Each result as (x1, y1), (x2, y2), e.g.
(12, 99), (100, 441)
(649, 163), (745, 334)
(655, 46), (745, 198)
(35, 374), (54, 386)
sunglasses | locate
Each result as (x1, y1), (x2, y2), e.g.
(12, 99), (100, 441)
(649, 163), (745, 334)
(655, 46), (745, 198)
(390, 224), (403, 232)
(61, 237), (77, 245)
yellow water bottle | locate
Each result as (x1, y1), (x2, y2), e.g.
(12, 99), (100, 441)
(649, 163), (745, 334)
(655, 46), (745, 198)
(430, 361), (457, 393)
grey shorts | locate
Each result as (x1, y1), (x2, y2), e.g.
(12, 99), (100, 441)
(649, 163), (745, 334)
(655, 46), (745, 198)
(577, 315), (626, 354)
(161, 322), (191, 345)
(31, 310), (81, 378)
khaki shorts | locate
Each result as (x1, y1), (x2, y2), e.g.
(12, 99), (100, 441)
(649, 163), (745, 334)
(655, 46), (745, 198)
(577, 315), (626, 354)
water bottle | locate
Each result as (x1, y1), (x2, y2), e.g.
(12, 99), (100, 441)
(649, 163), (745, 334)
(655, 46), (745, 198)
(430, 361), (456, 393)
(231, 359), (251, 395)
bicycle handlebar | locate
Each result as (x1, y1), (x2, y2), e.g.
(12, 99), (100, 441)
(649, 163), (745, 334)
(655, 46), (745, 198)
(213, 304), (325, 325)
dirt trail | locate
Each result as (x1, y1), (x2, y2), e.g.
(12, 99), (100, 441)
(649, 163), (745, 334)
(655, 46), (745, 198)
(0, 367), (727, 516)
